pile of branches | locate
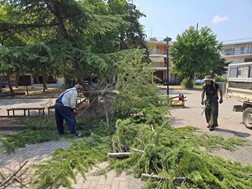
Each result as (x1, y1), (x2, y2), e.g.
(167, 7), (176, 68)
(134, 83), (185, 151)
(110, 119), (252, 189)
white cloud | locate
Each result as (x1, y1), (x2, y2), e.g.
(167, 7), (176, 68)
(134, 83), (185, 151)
(211, 15), (229, 24)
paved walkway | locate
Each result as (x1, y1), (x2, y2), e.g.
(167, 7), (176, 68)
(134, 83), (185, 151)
(0, 138), (144, 189)
(169, 89), (252, 166)
(169, 89), (252, 141)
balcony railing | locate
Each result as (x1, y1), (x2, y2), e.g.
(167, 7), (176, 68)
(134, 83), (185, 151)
(152, 62), (167, 67)
(149, 50), (166, 55)
(221, 49), (252, 56)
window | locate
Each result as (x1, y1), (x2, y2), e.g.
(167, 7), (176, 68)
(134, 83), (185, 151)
(237, 66), (249, 78)
(229, 66), (237, 78)
(223, 48), (233, 55)
(241, 47), (245, 54)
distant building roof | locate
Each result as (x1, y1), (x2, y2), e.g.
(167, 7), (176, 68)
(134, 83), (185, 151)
(222, 38), (252, 46)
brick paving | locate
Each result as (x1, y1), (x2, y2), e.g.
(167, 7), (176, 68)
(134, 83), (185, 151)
(0, 138), (144, 189)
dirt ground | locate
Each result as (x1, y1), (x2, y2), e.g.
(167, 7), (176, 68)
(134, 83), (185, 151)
(1, 86), (64, 99)
(0, 86), (65, 126)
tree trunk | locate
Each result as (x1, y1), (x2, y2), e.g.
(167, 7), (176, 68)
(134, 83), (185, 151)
(25, 85), (29, 95)
(15, 74), (19, 88)
(211, 72), (215, 80)
(73, 60), (87, 89)
(74, 66), (85, 86)
(186, 74), (194, 89)
(0, 77), (2, 93)
(42, 76), (48, 92)
(7, 76), (15, 97)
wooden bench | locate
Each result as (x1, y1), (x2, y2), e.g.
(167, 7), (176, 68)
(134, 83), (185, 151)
(47, 98), (88, 115)
(47, 97), (89, 116)
(48, 105), (55, 115)
(7, 107), (45, 117)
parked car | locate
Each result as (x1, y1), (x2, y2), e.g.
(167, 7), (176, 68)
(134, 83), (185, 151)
(195, 79), (203, 85)
(1, 81), (8, 88)
(163, 79), (181, 85)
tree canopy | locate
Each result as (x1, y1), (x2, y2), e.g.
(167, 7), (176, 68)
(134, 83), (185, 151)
(0, 0), (147, 93)
(170, 26), (227, 88)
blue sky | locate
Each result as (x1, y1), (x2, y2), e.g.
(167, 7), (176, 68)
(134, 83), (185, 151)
(133, 0), (252, 43)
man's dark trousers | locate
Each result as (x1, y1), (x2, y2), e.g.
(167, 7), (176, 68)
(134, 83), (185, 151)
(205, 98), (219, 127)
(55, 103), (76, 134)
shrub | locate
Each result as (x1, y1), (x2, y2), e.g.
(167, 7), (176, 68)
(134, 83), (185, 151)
(215, 75), (227, 82)
(181, 78), (190, 88)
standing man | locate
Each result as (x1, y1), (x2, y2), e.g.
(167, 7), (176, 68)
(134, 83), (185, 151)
(201, 75), (223, 131)
(55, 84), (83, 135)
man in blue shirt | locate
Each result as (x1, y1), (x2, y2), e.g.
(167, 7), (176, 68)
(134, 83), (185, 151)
(55, 84), (83, 135)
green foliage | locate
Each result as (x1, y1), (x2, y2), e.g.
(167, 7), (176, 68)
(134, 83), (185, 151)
(113, 49), (167, 120)
(32, 137), (108, 189)
(0, 129), (59, 153)
(0, 0), (147, 86)
(181, 77), (190, 88)
(170, 26), (225, 87)
(110, 122), (251, 188)
(32, 121), (114, 189)
(0, 45), (28, 75)
(0, 116), (55, 153)
(215, 75), (227, 82)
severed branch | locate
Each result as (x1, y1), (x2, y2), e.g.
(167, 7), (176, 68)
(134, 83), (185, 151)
(107, 147), (144, 158)
(83, 89), (119, 98)
(141, 173), (187, 181)
(0, 161), (28, 188)
(107, 152), (131, 158)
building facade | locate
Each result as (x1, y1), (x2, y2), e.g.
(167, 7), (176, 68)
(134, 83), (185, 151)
(221, 40), (252, 95)
(147, 37), (173, 84)
(221, 40), (252, 64)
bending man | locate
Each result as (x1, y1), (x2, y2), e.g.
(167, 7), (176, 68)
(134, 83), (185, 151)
(55, 84), (83, 135)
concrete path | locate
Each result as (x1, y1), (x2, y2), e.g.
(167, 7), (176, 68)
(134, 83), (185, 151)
(168, 89), (252, 140)
(168, 89), (252, 166)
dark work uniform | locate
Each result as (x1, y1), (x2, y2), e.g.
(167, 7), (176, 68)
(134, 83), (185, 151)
(203, 82), (220, 128)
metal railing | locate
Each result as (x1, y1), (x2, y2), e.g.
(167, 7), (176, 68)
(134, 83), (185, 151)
(149, 50), (166, 55)
(221, 50), (252, 56)
(152, 62), (167, 67)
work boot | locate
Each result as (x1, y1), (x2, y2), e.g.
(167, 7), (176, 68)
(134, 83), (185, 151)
(209, 126), (214, 131)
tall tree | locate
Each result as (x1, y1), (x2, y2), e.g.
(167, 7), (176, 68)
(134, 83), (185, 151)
(0, 0), (147, 89)
(0, 45), (30, 96)
(107, 0), (148, 50)
(170, 26), (224, 88)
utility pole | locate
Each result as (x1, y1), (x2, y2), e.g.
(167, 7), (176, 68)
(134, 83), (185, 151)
(164, 36), (172, 95)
